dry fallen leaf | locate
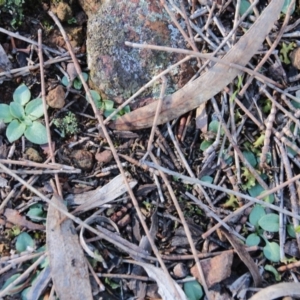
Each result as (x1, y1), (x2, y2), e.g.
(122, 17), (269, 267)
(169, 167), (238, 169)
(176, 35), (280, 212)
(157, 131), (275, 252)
(46, 194), (93, 300)
(25, 266), (51, 300)
(3, 208), (45, 231)
(128, 260), (187, 300)
(110, 0), (284, 130)
(68, 173), (137, 214)
(249, 282), (300, 300)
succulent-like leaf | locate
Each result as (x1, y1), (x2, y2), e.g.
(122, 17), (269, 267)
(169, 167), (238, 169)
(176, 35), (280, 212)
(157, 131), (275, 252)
(61, 75), (69, 87)
(6, 119), (26, 142)
(10, 102), (25, 120)
(87, 90), (102, 109)
(258, 214), (279, 232)
(0, 104), (13, 123)
(73, 78), (82, 90)
(281, 0), (295, 14)
(249, 205), (266, 227)
(184, 277), (203, 300)
(239, 0), (253, 16)
(13, 84), (31, 105)
(200, 140), (213, 151)
(246, 233), (261, 246)
(16, 232), (35, 252)
(265, 264), (281, 281)
(263, 239), (280, 262)
(24, 121), (48, 144)
(25, 98), (44, 120)
(243, 151), (257, 168)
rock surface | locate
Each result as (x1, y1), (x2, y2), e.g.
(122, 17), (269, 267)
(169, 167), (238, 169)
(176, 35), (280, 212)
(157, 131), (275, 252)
(79, 0), (196, 103)
(46, 85), (65, 108)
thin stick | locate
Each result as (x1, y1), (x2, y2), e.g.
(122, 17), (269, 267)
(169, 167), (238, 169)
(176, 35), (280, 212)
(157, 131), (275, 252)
(0, 159), (78, 170)
(147, 76), (167, 153)
(38, 29), (62, 197)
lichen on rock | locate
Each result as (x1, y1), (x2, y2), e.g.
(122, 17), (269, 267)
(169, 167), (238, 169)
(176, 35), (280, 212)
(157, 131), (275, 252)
(79, 0), (196, 103)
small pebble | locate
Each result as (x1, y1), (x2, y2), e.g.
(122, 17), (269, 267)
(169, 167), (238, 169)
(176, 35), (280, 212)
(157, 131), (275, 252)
(71, 150), (94, 170)
(117, 214), (131, 228)
(290, 47), (300, 69)
(25, 148), (43, 162)
(46, 85), (65, 109)
(173, 263), (189, 278)
(95, 150), (113, 164)
(55, 2), (73, 22)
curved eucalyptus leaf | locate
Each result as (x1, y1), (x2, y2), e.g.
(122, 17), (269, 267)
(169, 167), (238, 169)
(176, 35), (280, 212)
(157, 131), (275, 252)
(6, 120), (26, 142)
(25, 98), (44, 120)
(0, 104), (13, 123)
(24, 121), (48, 144)
(13, 84), (31, 105)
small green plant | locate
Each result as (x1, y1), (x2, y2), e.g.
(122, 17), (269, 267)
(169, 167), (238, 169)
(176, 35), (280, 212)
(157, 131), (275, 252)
(61, 72), (88, 90)
(0, 84), (48, 144)
(87, 90), (130, 120)
(246, 205), (282, 262)
(239, 0), (253, 16)
(15, 232), (35, 252)
(53, 111), (79, 137)
(184, 277), (203, 300)
(0, 0), (25, 28)
(199, 120), (224, 151)
(230, 75), (243, 102)
(67, 17), (77, 25)
(280, 42), (295, 64)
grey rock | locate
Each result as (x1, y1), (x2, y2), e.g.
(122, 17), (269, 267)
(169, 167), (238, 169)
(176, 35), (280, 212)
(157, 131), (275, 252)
(79, 0), (196, 103)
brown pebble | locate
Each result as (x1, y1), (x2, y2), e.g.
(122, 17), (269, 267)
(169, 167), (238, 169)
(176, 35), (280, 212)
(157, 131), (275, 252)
(55, 2), (73, 22)
(117, 214), (131, 228)
(71, 150), (94, 170)
(46, 85), (65, 108)
(95, 150), (113, 164)
(191, 251), (233, 288)
(173, 263), (189, 278)
(290, 47), (300, 69)
(25, 148), (43, 162)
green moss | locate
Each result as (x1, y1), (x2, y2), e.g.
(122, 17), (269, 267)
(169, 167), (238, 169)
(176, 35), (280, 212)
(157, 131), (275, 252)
(53, 111), (80, 138)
